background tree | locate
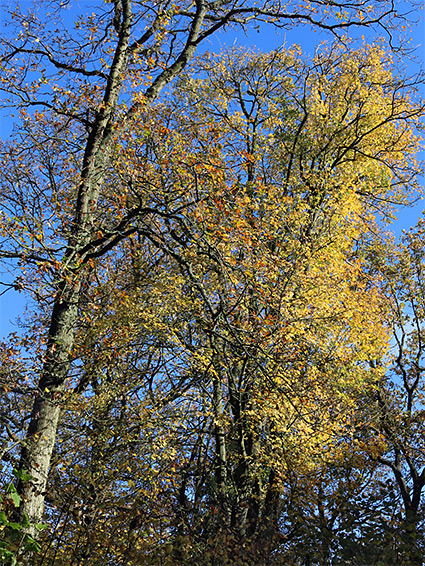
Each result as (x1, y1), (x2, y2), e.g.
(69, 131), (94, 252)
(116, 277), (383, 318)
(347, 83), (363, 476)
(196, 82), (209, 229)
(365, 223), (425, 565)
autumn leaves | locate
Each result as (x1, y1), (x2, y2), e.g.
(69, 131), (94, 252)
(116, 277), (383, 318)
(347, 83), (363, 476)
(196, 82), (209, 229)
(0, 2), (423, 562)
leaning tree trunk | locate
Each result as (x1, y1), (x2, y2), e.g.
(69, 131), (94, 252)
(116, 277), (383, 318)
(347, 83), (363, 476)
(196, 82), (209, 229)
(16, 1), (134, 539)
(17, 280), (81, 537)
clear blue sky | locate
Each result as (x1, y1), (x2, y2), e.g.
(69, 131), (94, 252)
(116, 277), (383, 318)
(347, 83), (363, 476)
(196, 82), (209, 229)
(0, 1), (424, 336)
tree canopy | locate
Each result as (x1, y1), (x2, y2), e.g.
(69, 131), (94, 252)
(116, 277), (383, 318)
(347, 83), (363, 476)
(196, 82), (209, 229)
(0, 1), (424, 565)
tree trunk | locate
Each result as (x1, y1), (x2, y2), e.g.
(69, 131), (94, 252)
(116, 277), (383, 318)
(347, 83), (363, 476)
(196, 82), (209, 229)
(400, 510), (422, 566)
(16, 0), (134, 540)
(17, 282), (81, 537)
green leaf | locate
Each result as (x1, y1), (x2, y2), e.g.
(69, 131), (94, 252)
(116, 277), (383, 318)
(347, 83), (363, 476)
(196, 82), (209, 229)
(35, 523), (49, 531)
(5, 483), (16, 495)
(9, 492), (21, 508)
(12, 469), (33, 483)
(21, 513), (30, 529)
(23, 536), (41, 552)
(7, 522), (21, 531)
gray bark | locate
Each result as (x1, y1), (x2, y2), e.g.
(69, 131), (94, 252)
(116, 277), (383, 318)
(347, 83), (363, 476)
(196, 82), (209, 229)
(17, 1), (134, 539)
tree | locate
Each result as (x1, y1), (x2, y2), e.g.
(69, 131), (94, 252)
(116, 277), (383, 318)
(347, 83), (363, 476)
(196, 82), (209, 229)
(0, 1), (422, 563)
(366, 223), (425, 565)
(2, 41), (418, 565)
(144, 44), (421, 564)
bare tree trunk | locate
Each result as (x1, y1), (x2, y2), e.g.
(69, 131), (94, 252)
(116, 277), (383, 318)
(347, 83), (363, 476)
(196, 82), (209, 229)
(212, 370), (230, 527)
(17, 282), (81, 537)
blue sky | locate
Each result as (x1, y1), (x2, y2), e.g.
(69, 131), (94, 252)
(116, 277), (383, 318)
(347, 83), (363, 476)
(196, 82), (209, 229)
(0, 1), (424, 336)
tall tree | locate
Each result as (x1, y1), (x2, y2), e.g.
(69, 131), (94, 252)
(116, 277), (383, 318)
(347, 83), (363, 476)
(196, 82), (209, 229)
(21, 43), (422, 565)
(0, 0), (422, 563)
(146, 44), (422, 564)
